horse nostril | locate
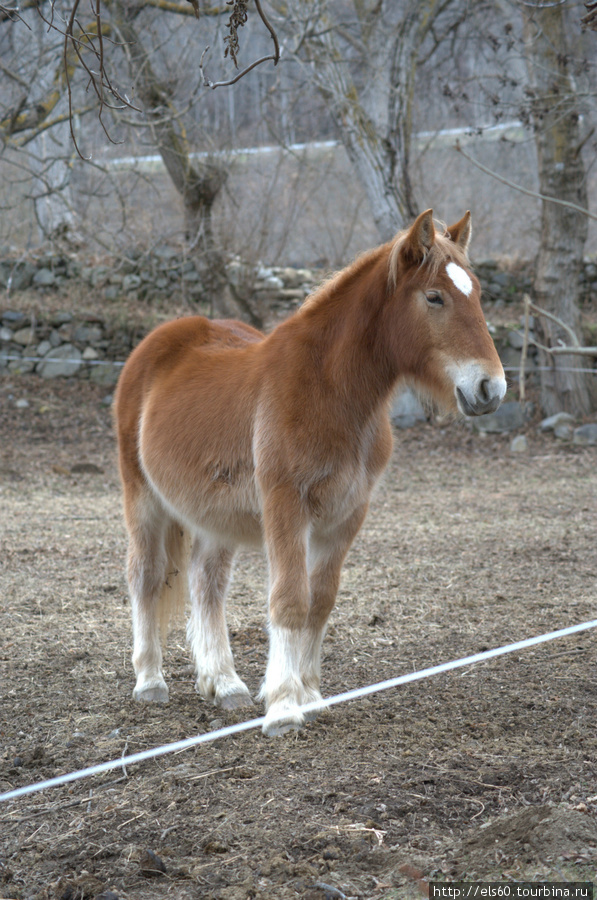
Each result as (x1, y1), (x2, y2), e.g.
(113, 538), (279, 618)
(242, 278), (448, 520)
(479, 377), (491, 404)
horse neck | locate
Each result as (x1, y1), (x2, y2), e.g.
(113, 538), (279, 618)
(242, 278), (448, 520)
(292, 246), (401, 418)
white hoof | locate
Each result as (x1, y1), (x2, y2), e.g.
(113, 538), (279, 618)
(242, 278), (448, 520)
(262, 701), (305, 737)
(218, 690), (255, 710)
(133, 677), (169, 703)
(195, 673), (253, 710)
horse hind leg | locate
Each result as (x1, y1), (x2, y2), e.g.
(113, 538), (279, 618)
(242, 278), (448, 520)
(187, 537), (253, 710)
(126, 490), (186, 703)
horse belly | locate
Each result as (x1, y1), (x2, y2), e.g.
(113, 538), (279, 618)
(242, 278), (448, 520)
(138, 383), (263, 548)
(142, 450), (263, 547)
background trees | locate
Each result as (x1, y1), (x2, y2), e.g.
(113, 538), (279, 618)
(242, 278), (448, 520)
(521, 1), (594, 415)
(0, 0), (596, 414)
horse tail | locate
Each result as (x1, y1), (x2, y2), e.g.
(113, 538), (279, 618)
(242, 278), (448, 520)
(158, 520), (190, 642)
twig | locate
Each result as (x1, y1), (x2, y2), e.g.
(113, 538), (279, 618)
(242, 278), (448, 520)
(201, 0), (280, 89)
(581, 0), (597, 29)
(519, 294), (531, 403)
(518, 297), (597, 400)
(455, 140), (597, 223)
(312, 884), (347, 900)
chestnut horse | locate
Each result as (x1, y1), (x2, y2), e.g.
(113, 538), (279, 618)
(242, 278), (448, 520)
(114, 209), (506, 736)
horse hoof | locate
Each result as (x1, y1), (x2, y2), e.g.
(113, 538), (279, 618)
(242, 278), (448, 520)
(262, 704), (304, 737)
(219, 690), (255, 710)
(133, 684), (169, 703)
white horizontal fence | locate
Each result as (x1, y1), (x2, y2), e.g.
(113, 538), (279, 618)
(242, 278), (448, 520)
(1, 618), (596, 804)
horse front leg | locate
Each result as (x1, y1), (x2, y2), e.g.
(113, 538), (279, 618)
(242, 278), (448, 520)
(187, 537), (253, 710)
(301, 504), (370, 720)
(259, 486), (312, 736)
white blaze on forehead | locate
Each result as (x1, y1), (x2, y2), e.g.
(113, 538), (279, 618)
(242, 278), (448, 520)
(446, 262), (473, 297)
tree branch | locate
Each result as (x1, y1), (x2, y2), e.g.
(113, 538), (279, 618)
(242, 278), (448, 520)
(581, 0), (597, 29)
(455, 139), (597, 222)
(200, 0), (280, 88)
(521, 294), (597, 365)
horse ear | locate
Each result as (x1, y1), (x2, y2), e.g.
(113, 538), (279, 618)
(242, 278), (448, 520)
(447, 211), (472, 257)
(403, 209), (435, 263)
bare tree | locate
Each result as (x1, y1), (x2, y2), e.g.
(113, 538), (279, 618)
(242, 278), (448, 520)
(519, 0), (594, 415)
(272, 0), (463, 240)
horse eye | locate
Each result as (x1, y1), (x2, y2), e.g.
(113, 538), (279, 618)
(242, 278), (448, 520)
(426, 291), (444, 307)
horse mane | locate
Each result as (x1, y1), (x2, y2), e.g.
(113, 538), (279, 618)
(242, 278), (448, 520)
(298, 244), (389, 314)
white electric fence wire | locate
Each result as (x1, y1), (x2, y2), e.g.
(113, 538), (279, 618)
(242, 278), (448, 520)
(1, 618), (596, 804)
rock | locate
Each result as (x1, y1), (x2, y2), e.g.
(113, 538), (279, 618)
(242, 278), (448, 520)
(138, 849), (167, 877)
(519, 314), (535, 330)
(0, 326), (13, 341)
(2, 310), (27, 327)
(8, 355), (36, 374)
(52, 311), (73, 326)
(499, 346), (523, 371)
(89, 361), (123, 386)
(573, 424), (597, 446)
(89, 265), (111, 287)
(104, 285), (120, 301)
(12, 326), (36, 346)
(539, 412), (576, 432)
(277, 288), (306, 302)
(37, 344), (82, 378)
(510, 435), (528, 453)
(32, 267), (56, 287)
(74, 324), (103, 344)
(263, 275), (284, 291)
(122, 273), (142, 292)
(36, 340), (52, 357)
(82, 346), (99, 360)
(0, 348), (15, 369)
(181, 270), (200, 282)
(554, 423), (573, 441)
(70, 462), (104, 474)
(14, 398), (30, 409)
(473, 401), (532, 434)
(390, 388), (427, 428)
(8, 261), (37, 291)
(507, 330), (525, 350)
(154, 245), (180, 261)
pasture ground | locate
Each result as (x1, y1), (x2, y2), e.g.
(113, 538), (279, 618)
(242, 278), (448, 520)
(1, 375), (597, 900)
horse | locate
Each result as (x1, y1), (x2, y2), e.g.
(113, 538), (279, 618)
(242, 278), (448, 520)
(113, 209), (506, 737)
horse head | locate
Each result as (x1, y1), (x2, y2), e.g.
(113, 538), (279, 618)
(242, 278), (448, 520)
(388, 208), (507, 417)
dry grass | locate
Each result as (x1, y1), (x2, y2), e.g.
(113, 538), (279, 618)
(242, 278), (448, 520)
(1, 374), (597, 899)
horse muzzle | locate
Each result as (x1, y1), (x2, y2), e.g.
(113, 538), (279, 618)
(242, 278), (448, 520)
(452, 363), (507, 417)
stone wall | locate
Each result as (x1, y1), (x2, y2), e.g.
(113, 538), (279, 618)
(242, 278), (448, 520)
(1, 250), (596, 390)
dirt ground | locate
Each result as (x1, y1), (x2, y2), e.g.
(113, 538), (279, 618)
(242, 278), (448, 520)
(1, 374), (597, 900)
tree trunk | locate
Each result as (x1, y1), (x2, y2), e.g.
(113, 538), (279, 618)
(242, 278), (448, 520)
(113, 5), (262, 325)
(522, 4), (593, 416)
(31, 128), (79, 244)
(284, 0), (441, 240)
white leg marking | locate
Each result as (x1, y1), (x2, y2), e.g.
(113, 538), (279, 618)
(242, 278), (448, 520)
(188, 541), (253, 710)
(300, 626), (326, 719)
(259, 624), (326, 735)
(260, 624), (307, 736)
